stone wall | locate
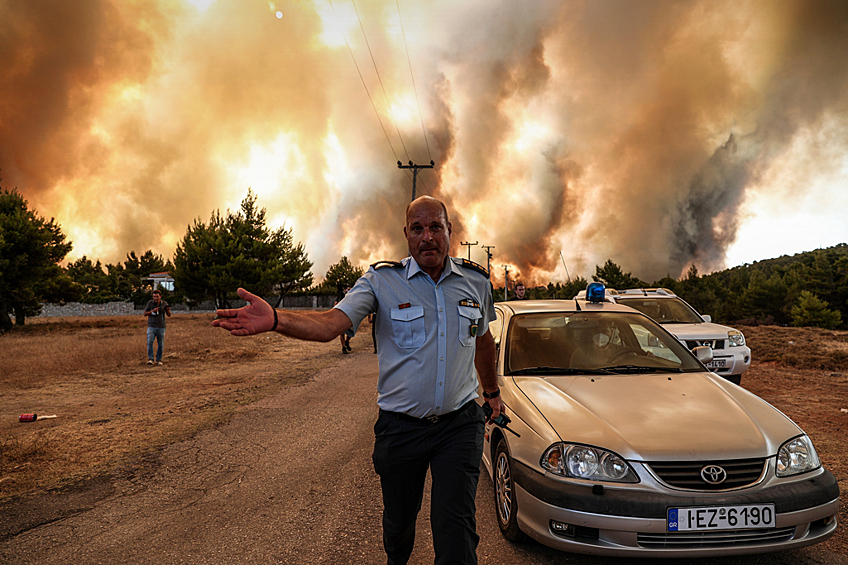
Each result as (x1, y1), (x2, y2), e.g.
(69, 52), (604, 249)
(37, 302), (138, 318)
(35, 294), (338, 318)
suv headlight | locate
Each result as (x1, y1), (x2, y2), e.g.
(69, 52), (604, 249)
(776, 435), (821, 477)
(727, 329), (746, 347)
(541, 443), (638, 483)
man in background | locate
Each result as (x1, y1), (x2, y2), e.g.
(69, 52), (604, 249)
(144, 289), (171, 365)
(514, 282), (527, 299)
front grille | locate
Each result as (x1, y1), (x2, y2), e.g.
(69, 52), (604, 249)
(647, 459), (766, 490)
(638, 527), (796, 549)
(686, 339), (725, 350)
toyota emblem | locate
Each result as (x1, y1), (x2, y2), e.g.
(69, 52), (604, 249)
(700, 465), (727, 484)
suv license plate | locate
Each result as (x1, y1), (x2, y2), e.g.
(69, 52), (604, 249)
(706, 359), (727, 369)
(668, 505), (775, 531)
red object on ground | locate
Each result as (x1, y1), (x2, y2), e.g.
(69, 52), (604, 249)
(19, 413), (37, 422)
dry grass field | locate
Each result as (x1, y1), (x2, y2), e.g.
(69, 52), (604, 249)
(2, 316), (847, 554)
(1, 313), (341, 499)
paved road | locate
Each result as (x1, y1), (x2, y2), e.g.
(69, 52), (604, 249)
(1, 350), (845, 565)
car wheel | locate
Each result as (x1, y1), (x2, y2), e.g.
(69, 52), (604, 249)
(725, 374), (742, 385)
(494, 438), (526, 541)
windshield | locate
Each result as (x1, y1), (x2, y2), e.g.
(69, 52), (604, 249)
(615, 297), (703, 324)
(506, 311), (704, 375)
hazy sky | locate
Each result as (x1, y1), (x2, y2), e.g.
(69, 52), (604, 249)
(1, 0), (846, 285)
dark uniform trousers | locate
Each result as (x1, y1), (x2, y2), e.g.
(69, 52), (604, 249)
(372, 400), (485, 565)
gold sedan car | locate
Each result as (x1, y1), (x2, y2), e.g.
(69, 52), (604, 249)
(482, 285), (839, 557)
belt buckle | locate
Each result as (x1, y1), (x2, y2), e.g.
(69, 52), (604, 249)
(425, 414), (440, 425)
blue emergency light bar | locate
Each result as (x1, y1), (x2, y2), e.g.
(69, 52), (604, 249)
(585, 282), (606, 303)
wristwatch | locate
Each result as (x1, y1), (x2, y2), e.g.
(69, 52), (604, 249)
(482, 389), (500, 399)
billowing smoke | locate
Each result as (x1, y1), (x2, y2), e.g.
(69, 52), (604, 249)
(1, 0), (846, 284)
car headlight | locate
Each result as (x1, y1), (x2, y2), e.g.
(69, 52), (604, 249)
(541, 443), (638, 483)
(727, 329), (746, 347)
(776, 435), (821, 477)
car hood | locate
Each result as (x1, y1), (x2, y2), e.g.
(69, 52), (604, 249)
(659, 321), (736, 341)
(514, 373), (801, 461)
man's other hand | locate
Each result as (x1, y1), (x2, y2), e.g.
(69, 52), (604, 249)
(485, 396), (504, 421)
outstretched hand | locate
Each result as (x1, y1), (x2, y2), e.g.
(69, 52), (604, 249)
(212, 288), (275, 336)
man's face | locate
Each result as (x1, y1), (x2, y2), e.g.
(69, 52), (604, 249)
(515, 285), (525, 299)
(404, 199), (451, 275)
(152, 292), (161, 303)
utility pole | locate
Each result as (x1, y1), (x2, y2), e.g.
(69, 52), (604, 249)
(460, 241), (478, 260)
(504, 265), (510, 301)
(398, 160), (435, 201)
(482, 245), (495, 274)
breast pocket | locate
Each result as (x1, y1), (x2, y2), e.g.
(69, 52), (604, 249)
(457, 306), (482, 347)
(390, 306), (426, 349)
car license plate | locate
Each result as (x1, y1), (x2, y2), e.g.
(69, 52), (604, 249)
(705, 359), (727, 369)
(668, 505), (775, 531)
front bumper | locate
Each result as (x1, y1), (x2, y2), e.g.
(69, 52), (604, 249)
(513, 460), (839, 557)
(707, 346), (751, 377)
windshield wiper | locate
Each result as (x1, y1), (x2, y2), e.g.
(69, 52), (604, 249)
(660, 320), (696, 324)
(509, 366), (614, 376)
(597, 365), (685, 374)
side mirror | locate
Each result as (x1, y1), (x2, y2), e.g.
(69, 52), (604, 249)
(701, 314), (712, 323)
(692, 345), (714, 365)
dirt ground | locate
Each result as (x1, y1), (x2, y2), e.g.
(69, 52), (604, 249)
(2, 317), (846, 554)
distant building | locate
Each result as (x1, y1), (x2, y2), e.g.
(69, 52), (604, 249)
(146, 271), (175, 292)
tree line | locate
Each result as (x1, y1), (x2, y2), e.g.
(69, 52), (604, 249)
(2, 176), (845, 330)
(0, 184), (363, 330)
(509, 252), (846, 330)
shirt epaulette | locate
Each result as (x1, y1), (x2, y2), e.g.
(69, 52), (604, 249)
(371, 260), (404, 270)
(459, 258), (489, 279)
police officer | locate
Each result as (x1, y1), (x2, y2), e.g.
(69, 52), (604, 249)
(213, 196), (502, 565)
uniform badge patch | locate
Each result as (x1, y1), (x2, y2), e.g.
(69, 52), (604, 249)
(459, 299), (480, 337)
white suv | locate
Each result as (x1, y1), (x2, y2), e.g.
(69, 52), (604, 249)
(575, 287), (751, 385)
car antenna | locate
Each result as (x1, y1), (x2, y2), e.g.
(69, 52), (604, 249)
(560, 251), (571, 282)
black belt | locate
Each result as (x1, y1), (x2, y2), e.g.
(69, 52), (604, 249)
(381, 400), (475, 426)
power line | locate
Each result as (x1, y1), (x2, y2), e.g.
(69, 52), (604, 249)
(331, 0), (436, 201)
(351, 0), (411, 162)
(395, 0), (431, 162)
(327, 0), (400, 162)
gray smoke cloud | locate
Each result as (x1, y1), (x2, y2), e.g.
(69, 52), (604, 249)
(1, 0), (846, 284)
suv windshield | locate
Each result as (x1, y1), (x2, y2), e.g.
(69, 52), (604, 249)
(506, 311), (704, 375)
(615, 297), (703, 324)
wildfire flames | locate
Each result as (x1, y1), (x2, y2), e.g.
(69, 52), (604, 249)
(1, 0), (847, 285)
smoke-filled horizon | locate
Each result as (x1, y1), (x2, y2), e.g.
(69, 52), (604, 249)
(2, 0), (847, 285)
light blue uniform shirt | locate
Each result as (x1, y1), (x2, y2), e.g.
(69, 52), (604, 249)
(335, 256), (495, 418)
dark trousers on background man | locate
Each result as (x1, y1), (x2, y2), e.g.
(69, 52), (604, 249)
(372, 401), (485, 565)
